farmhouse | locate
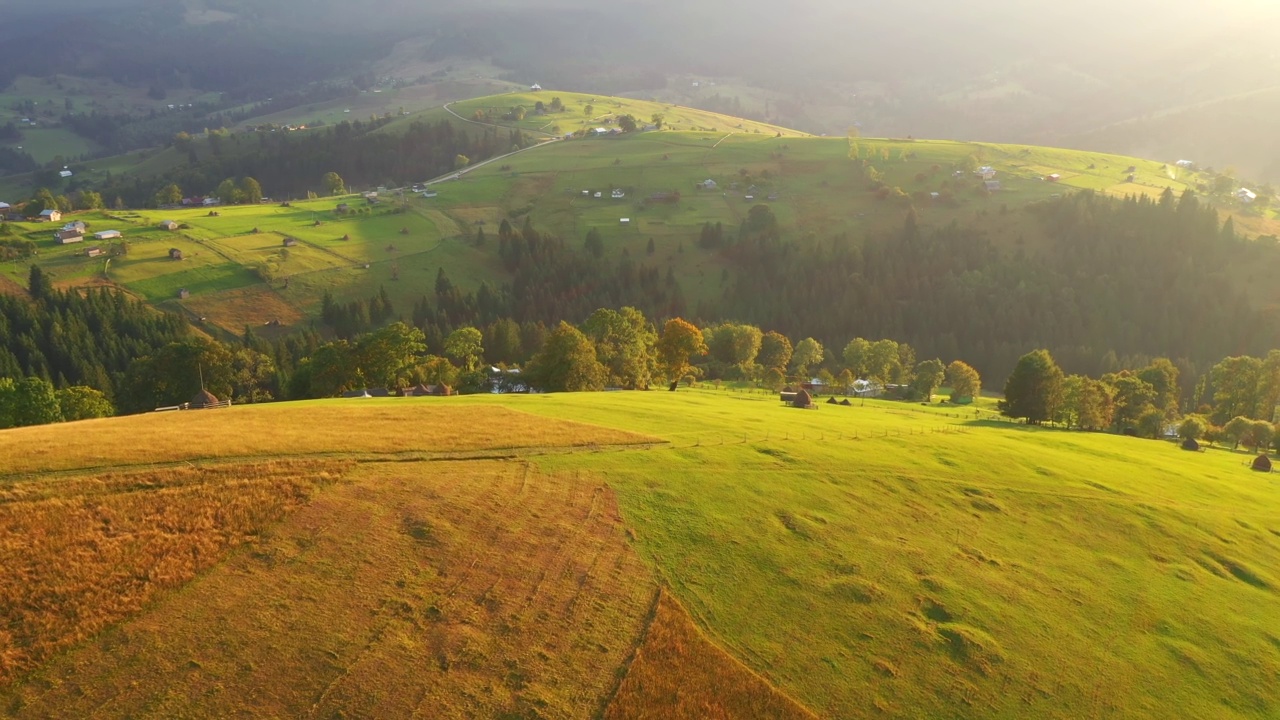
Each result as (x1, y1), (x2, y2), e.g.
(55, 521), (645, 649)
(1046, 174), (1061, 182)
(39, 209), (62, 223)
(178, 288), (190, 299)
(202, 198), (219, 207)
(94, 230), (121, 241)
(697, 179), (718, 190)
(55, 229), (84, 244)
(1237, 188), (1258, 203)
(159, 220), (179, 231)
(851, 379), (884, 398)
(530, 83), (542, 91)
(283, 237), (299, 247)
(1176, 160), (1195, 169)
(0, 202), (8, 211)
(59, 170), (72, 179)
(620, 218), (631, 225)
(62, 221), (87, 233)
(611, 189), (625, 199)
(168, 248), (184, 260)
(975, 166), (997, 181)
(85, 247), (103, 258)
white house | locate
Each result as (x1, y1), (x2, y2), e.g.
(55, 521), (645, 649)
(530, 83), (542, 91)
(202, 197), (219, 206)
(1237, 188), (1258, 203)
(1176, 160), (1195, 169)
(611, 189), (625, 199)
(851, 379), (884, 398)
(619, 218), (630, 225)
(39, 209), (62, 222)
(94, 230), (122, 240)
(697, 179), (718, 190)
(975, 166), (997, 180)
(592, 128), (609, 136)
(59, 170), (73, 178)
(63, 221), (87, 233)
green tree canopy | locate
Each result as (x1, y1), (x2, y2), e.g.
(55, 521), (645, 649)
(444, 327), (484, 373)
(582, 307), (656, 390)
(944, 360), (981, 401)
(56, 386), (114, 421)
(323, 172), (346, 196)
(790, 337), (824, 377)
(910, 359), (946, 401)
(240, 177), (263, 204)
(759, 331), (793, 372)
(1000, 349), (1065, 425)
(527, 321), (606, 392)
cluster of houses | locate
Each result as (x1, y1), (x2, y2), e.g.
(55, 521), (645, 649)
(51, 220), (123, 261)
(580, 189), (626, 200)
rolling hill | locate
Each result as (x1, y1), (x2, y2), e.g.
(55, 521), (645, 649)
(2, 91), (1252, 335)
(2, 390), (1279, 718)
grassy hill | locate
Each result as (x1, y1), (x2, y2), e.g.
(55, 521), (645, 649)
(4, 91), (1250, 340)
(2, 391), (1279, 718)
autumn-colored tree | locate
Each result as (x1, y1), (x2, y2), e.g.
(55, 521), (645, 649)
(656, 318), (707, 382)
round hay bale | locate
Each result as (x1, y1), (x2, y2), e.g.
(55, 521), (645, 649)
(1252, 454), (1272, 472)
(792, 389), (812, 409)
(1180, 438), (1200, 452)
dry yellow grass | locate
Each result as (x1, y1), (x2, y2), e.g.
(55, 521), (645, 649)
(0, 459), (347, 686)
(1, 461), (657, 718)
(604, 590), (819, 720)
(0, 403), (657, 475)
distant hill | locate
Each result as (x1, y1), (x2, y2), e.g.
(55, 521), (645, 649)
(5, 92), (1280, 381)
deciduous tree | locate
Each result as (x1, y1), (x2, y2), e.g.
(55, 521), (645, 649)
(656, 318), (707, 382)
(1000, 349), (1064, 425)
(527, 321), (606, 392)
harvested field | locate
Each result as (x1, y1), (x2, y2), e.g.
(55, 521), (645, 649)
(604, 590), (818, 720)
(1, 461), (657, 719)
(0, 459), (348, 685)
(0, 403), (657, 475)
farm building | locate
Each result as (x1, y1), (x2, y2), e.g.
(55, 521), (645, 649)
(39, 209), (62, 223)
(159, 220), (179, 231)
(178, 288), (190, 299)
(202, 198), (219, 207)
(851, 379), (885, 398)
(1237, 188), (1258, 203)
(85, 247), (103, 258)
(697, 179), (718, 190)
(1046, 174), (1061, 182)
(0, 202), (9, 211)
(59, 170), (73, 178)
(530, 83), (542, 91)
(422, 191), (438, 198)
(975, 166), (997, 180)
(168, 248), (184, 260)
(620, 218), (631, 225)
(94, 230), (121, 240)
(64, 221), (87, 232)
(283, 237), (299, 247)
(1176, 160), (1195, 169)
(55, 229), (84, 244)
(611, 189), (625, 199)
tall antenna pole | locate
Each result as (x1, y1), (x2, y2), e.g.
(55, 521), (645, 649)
(199, 362), (205, 391)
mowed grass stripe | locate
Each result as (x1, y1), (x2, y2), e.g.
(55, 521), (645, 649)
(0, 403), (658, 476)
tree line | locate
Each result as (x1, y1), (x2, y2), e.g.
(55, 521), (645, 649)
(1000, 347), (1280, 452)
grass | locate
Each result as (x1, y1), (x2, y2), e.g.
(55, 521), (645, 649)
(3, 392), (1280, 717)
(604, 590), (818, 719)
(0, 459), (348, 685)
(1, 459), (657, 718)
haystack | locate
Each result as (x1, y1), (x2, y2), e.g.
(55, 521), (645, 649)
(1252, 454), (1272, 472)
(840, 399), (853, 406)
(826, 397), (838, 405)
(190, 389), (220, 408)
(792, 389), (812, 409)
(1180, 438), (1200, 452)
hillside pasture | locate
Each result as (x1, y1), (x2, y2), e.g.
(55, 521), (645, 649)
(107, 236), (258, 302)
